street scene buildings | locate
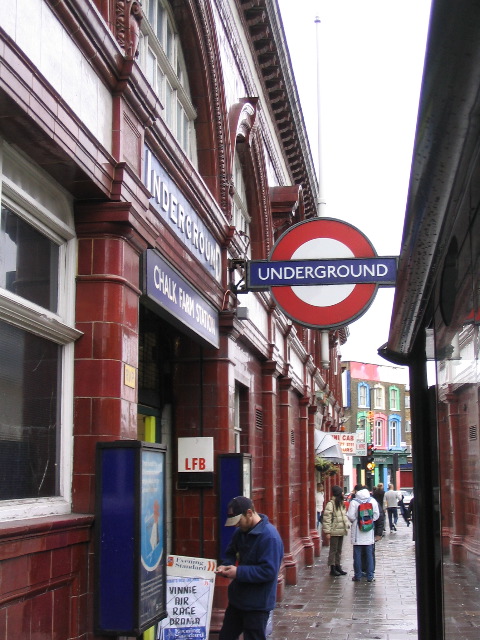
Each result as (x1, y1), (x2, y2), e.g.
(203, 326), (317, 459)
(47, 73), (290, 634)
(341, 361), (412, 492)
(0, 1), (480, 639)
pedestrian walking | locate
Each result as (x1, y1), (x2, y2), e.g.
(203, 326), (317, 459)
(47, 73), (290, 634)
(316, 482), (325, 530)
(372, 484), (386, 540)
(408, 497), (416, 541)
(216, 496), (284, 640)
(398, 494), (410, 526)
(384, 483), (400, 532)
(322, 485), (350, 576)
(347, 487), (379, 582)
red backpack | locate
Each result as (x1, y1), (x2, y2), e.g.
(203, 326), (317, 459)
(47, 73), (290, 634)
(357, 501), (374, 532)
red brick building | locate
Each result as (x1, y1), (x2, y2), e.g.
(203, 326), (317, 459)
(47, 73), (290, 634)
(0, 1), (345, 638)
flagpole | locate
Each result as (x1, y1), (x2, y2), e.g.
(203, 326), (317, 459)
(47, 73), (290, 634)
(315, 16), (330, 369)
(315, 16), (327, 217)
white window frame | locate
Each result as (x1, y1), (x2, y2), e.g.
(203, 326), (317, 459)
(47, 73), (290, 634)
(389, 419), (400, 448)
(234, 384), (242, 453)
(139, 0), (197, 163)
(389, 386), (400, 410)
(232, 154), (251, 257)
(373, 384), (385, 410)
(358, 382), (368, 408)
(374, 419), (383, 448)
(0, 142), (80, 521)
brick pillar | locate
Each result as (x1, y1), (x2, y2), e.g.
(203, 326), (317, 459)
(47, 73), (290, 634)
(261, 359), (284, 598)
(278, 376), (297, 585)
(209, 314), (241, 633)
(309, 405), (321, 557)
(299, 397), (314, 565)
(73, 205), (146, 514)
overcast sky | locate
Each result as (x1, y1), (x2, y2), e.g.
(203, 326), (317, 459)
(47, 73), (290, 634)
(277, 0), (432, 364)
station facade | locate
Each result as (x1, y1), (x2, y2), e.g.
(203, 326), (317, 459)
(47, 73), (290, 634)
(0, 1), (345, 638)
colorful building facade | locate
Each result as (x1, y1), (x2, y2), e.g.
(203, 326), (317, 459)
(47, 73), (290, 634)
(342, 361), (410, 490)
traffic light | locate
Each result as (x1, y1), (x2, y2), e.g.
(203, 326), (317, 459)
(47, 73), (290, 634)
(366, 442), (376, 474)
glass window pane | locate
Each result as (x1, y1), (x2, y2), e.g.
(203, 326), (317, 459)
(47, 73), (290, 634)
(147, 48), (156, 88)
(0, 206), (59, 312)
(166, 19), (174, 63)
(157, 3), (165, 43)
(166, 82), (174, 128)
(0, 320), (60, 499)
(148, 0), (155, 26)
(183, 112), (189, 153)
(176, 100), (183, 142)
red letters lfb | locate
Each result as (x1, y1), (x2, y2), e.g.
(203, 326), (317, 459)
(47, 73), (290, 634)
(184, 457), (206, 470)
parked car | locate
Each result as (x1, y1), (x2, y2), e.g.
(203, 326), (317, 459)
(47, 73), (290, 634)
(399, 488), (414, 507)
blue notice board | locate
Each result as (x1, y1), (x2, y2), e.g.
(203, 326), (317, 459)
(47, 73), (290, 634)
(95, 441), (168, 636)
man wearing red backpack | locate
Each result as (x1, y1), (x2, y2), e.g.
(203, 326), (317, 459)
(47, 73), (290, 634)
(347, 487), (379, 582)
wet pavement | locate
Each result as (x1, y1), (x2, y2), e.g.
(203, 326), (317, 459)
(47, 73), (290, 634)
(271, 518), (418, 639)
(271, 517), (480, 639)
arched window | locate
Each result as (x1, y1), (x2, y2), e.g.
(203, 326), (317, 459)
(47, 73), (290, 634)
(374, 419), (383, 448)
(139, 0), (197, 163)
(358, 382), (370, 408)
(232, 154), (251, 258)
(373, 384), (385, 410)
(389, 416), (401, 448)
(389, 385), (400, 410)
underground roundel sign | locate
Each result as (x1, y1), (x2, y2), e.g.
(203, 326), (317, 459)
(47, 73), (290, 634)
(247, 218), (397, 329)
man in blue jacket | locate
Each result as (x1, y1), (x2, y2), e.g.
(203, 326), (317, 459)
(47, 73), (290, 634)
(217, 496), (284, 640)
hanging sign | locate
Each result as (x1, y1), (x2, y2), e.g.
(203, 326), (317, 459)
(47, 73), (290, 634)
(331, 432), (357, 455)
(246, 218), (397, 328)
(157, 555), (217, 640)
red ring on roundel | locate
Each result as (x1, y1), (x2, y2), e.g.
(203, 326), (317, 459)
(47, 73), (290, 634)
(270, 218), (377, 328)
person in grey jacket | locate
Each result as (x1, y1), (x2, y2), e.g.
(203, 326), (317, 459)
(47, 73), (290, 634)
(347, 488), (379, 582)
(322, 485), (350, 576)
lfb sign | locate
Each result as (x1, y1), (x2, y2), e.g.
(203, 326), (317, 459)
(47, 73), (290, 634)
(178, 437), (214, 473)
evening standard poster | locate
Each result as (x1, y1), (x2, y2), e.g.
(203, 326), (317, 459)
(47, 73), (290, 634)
(157, 555), (217, 640)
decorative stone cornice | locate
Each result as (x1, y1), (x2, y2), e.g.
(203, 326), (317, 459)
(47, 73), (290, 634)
(235, 0), (319, 218)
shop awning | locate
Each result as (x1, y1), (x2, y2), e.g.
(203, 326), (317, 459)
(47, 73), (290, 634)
(314, 430), (345, 464)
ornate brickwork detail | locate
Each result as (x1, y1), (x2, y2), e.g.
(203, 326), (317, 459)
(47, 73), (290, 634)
(250, 131), (273, 256)
(116, 0), (143, 58)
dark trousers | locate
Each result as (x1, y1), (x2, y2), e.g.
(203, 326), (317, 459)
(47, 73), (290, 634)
(219, 604), (270, 640)
(387, 507), (398, 530)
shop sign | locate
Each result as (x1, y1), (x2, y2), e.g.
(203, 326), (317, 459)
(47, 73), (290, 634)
(158, 555), (217, 640)
(356, 441), (367, 456)
(330, 432), (357, 455)
(177, 438), (214, 473)
(144, 147), (221, 282)
(144, 251), (219, 349)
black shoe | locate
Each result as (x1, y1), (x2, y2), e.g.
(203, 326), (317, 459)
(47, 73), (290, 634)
(330, 565), (341, 576)
(335, 565), (347, 575)
(393, 525), (397, 531)
(352, 577), (361, 581)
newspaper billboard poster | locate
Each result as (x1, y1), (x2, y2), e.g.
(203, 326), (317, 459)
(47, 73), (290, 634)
(157, 555), (216, 640)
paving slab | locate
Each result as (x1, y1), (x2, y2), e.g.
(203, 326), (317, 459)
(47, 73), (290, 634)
(271, 519), (417, 639)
